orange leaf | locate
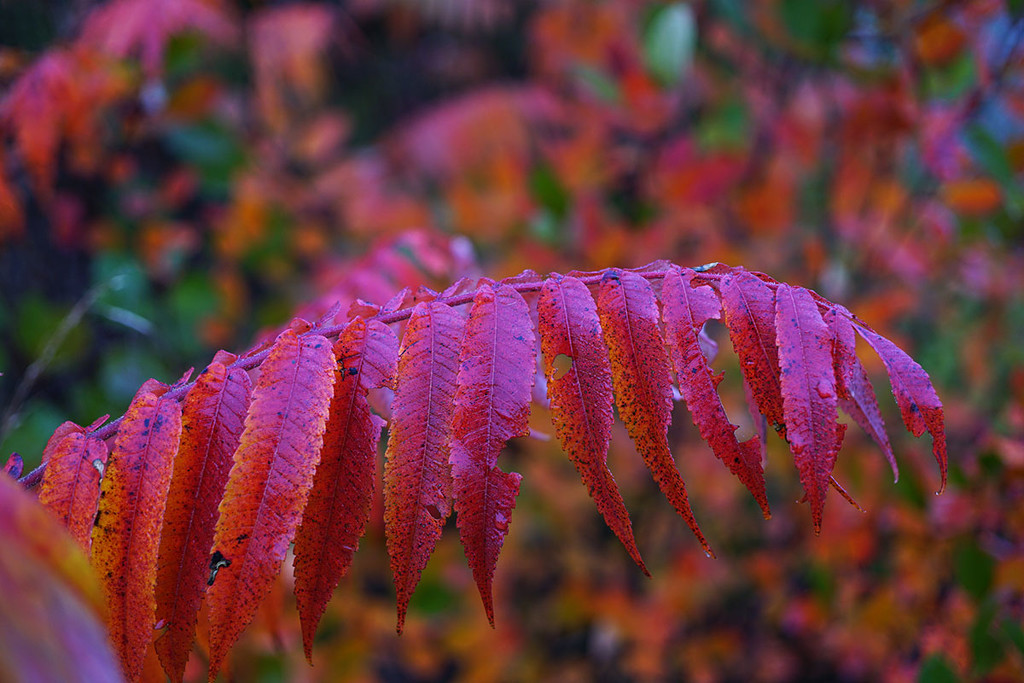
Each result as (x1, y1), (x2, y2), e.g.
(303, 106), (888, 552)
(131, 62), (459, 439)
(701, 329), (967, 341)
(941, 179), (1002, 217)
(41, 419), (92, 465)
(206, 329), (335, 678)
(538, 274), (648, 575)
(154, 353), (251, 683)
(914, 15), (966, 67)
(38, 426), (110, 552)
(92, 382), (183, 681)
(597, 269), (714, 555)
(293, 318), (398, 659)
(384, 302), (465, 633)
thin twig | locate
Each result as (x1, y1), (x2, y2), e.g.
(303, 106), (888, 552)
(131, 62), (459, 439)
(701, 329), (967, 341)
(1, 277), (122, 445)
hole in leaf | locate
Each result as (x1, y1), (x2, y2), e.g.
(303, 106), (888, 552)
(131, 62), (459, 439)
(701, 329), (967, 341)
(426, 504), (443, 520)
(208, 550), (231, 586)
(552, 353), (573, 381)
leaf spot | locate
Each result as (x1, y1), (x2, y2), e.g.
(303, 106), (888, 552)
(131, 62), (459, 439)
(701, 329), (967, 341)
(816, 380), (834, 399)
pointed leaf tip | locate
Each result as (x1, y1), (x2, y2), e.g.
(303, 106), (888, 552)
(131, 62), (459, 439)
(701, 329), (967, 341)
(294, 318), (398, 660)
(598, 269), (714, 556)
(385, 302), (464, 632)
(825, 308), (898, 483)
(538, 274), (648, 575)
(774, 284), (843, 533)
(663, 267), (771, 520)
(854, 323), (947, 494)
(451, 284), (535, 623)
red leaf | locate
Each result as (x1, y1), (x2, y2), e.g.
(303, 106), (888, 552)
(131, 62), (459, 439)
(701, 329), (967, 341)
(538, 274), (648, 575)
(38, 427), (109, 552)
(774, 284), (844, 532)
(721, 271), (786, 436)
(3, 452), (23, 479)
(0, 475), (122, 682)
(42, 420), (87, 465)
(597, 269), (715, 554)
(91, 382), (182, 681)
(662, 268), (770, 519)
(384, 302), (465, 633)
(0, 161), (24, 241)
(154, 353), (251, 683)
(0, 52), (73, 192)
(825, 308), (897, 481)
(293, 318), (398, 659)
(855, 323), (947, 493)
(207, 330), (335, 678)
(80, 0), (236, 77)
(451, 283), (534, 624)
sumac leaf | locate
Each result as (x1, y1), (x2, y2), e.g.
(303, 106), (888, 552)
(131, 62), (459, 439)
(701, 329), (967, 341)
(451, 283), (535, 624)
(38, 427), (109, 552)
(42, 420), (88, 465)
(81, 0), (236, 77)
(597, 269), (714, 554)
(154, 353), (251, 682)
(855, 322), (948, 492)
(538, 274), (648, 574)
(207, 330), (335, 678)
(91, 382), (182, 681)
(775, 284), (844, 532)
(294, 318), (398, 659)
(721, 271), (785, 435)
(825, 308), (897, 481)
(662, 267), (770, 518)
(384, 302), (464, 633)
(3, 452), (22, 479)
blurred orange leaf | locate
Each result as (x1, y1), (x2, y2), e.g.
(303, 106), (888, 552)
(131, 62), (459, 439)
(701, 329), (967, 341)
(941, 178), (1002, 216)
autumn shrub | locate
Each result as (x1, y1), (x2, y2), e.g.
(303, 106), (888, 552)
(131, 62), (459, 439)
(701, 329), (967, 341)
(2, 1), (1024, 681)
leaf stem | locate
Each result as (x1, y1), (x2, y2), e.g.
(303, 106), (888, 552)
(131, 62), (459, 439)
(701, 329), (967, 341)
(19, 264), (853, 489)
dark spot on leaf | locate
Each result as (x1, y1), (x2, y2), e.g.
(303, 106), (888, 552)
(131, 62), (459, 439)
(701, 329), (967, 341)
(426, 504), (443, 520)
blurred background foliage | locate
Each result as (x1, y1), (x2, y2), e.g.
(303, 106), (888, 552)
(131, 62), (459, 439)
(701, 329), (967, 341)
(1, 0), (1024, 680)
